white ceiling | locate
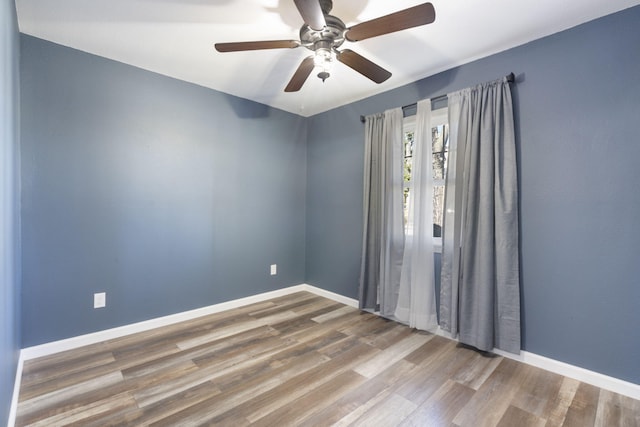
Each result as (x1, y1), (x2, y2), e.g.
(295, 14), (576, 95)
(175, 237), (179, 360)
(16, 0), (640, 117)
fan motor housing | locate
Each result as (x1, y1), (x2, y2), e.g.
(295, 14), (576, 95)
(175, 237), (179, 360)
(299, 14), (346, 51)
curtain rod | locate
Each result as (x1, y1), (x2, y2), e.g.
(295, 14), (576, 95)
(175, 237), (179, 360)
(360, 72), (515, 123)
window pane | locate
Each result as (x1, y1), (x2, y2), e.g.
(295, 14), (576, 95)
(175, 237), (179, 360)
(403, 130), (414, 226)
(403, 187), (410, 228)
(404, 131), (414, 183)
(432, 124), (448, 180)
(433, 185), (445, 237)
(433, 152), (446, 180)
(404, 131), (414, 158)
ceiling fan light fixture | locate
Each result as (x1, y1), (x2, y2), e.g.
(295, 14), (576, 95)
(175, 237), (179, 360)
(313, 48), (333, 69)
(313, 47), (334, 82)
(313, 48), (333, 67)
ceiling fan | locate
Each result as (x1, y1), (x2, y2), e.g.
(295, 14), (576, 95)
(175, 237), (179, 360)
(214, 0), (436, 92)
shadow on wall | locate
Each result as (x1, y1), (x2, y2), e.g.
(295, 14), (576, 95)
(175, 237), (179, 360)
(373, 66), (458, 118)
(416, 66), (458, 101)
(224, 94), (272, 119)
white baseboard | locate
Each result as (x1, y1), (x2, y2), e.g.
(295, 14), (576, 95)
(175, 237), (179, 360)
(14, 283), (638, 411)
(299, 284), (359, 308)
(20, 284), (357, 361)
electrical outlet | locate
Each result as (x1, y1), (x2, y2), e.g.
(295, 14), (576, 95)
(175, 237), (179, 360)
(94, 292), (106, 309)
(270, 264), (277, 275)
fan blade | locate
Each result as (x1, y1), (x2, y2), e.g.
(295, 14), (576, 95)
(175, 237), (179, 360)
(215, 40), (299, 52)
(345, 3), (435, 42)
(285, 56), (315, 92)
(337, 49), (391, 84)
(294, 0), (326, 31)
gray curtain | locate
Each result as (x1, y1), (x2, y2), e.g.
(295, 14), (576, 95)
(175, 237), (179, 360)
(359, 108), (404, 316)
(439, 77), (521, 354)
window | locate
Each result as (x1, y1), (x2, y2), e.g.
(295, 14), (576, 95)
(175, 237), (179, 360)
(402, 107), (449, 251)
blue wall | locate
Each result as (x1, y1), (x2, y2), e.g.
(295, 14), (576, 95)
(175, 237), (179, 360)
(20, 35), (307, 347)
(306, 6), (640, 384)
(1, 0), (21, 424)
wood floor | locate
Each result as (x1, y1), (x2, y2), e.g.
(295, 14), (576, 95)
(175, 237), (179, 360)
(16, 292), (640, 426)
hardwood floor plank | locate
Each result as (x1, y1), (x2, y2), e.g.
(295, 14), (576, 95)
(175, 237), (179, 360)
(450, 351), (502, 390)
(361, 322), (416, 350)
(278, 310), (369, 342)
(496, 405), (546, 427)
(403, 334), (455, 365)
(150, 351), (330, 426)
(318, 334), (364, 359)
(21, 342), (111, 375)
(298, 359), (417, 427)
(395, 340), (475, 405)
(311, 305), (359, 323)
(544, 376), (581, 427)
(190, 328), (290, 368)
(132, 336), (299, 408)
(16, 373), (129, 426)
(122, 359), (200, 396)
(110, 340), (184, 372)
(290, 330), (352, 356)
(248, 293), (323, 317)
(17, 371), (124, 419)
(595, 389), (640, 427)
(175, 310), (297, 350)
(114, 381), (222, 426)
(452, 358), (530, 427)
(354, 332), (433, 379)
(241, 342), (380, 423)
(290, 298), (343, 315)
(158, 352), (328, 425)
(399, 380), (475, 426)
(18, 352), (119, 402)
(250, 370), (367, 426)
(253, 294), (350, 332)
(563, 382), (600, 427)
(79, 405), (145, 427)
(371, 358), (422, 389)
(300, 384), (391, 427)
(20, 350), (115, 390)
(338, 313), (396, 337)
(347, 315), (398, 338)
(345, 392), (418, 426)
(331, 387), (396, 427)
(123, 324), (278, 376)
(213, 347), (330, 394)
(28, 392), (136, 427)
(328, 310), (379, 334)
(262, 291), (321, 306)
(510, 364), (564, 417)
